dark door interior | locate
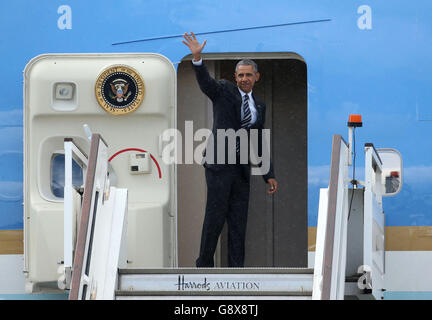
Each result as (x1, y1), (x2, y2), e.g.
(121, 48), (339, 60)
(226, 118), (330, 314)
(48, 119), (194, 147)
(217, 59), (308, 267)
(177, 57), (307, 268)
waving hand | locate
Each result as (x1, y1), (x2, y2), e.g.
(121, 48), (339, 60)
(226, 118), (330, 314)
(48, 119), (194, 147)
(182, 32), (207, 62)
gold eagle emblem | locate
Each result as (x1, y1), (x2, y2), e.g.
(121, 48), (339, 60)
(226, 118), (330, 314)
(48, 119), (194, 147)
(95, 65), (145, 115)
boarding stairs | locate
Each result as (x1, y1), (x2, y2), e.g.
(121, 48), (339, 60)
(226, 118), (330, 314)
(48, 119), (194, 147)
(114, 268), (370, 300)
(115, 268), (314, 300)
(60, 132), (392, 300)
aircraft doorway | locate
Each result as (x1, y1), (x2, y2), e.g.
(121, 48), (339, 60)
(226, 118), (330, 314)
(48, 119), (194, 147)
(177, 53), (307, 267)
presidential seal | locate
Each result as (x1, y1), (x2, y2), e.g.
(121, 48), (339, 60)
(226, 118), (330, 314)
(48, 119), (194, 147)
(95, 65), (145, 115)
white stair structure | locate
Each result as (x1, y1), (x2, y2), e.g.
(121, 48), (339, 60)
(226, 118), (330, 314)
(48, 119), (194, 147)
(52, 131), (400, 300)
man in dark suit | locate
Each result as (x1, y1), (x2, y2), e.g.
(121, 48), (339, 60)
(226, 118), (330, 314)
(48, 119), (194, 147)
(183, 32), (278, 267)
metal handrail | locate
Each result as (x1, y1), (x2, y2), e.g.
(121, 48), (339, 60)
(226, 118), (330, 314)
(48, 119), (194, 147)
(69, 134), (104, 300)
(313, 134), (350, 300)
(61, 138), (88, 290)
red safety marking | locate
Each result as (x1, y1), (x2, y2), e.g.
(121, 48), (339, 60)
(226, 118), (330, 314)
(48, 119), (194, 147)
(108, 148), (162, 179)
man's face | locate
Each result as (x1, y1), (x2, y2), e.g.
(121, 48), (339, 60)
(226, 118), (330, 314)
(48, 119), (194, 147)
(234, 65), (260, 93)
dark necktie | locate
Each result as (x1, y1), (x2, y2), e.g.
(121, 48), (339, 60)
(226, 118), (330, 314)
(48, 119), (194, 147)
(241, 94), (251, 128)
(237, 94), (251, 153)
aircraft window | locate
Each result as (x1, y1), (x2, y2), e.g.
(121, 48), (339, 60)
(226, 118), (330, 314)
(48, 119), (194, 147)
(51, 154), (83, 198)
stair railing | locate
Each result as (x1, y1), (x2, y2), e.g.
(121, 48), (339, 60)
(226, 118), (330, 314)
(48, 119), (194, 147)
(68, 133), (128, 300)
(312, 135), (350, 300)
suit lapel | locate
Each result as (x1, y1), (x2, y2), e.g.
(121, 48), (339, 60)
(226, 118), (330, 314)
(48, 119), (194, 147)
(234, 88), (242, 126)
(252, 93), (264, 127)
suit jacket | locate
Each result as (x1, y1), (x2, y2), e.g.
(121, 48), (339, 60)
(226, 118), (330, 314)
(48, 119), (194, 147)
(192, 61), (275, 182)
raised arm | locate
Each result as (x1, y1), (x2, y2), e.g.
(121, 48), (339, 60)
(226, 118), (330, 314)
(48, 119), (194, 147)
(182, 32), (222, 100)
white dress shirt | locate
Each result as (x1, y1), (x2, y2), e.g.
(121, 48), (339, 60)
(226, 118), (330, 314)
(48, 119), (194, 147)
(237, 88), (257, 126)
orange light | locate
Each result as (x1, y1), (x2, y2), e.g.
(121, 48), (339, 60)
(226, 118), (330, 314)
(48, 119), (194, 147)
(348, 114), (363, 127)
(390, 171), (399, 177)
(349, 115), (362, 123)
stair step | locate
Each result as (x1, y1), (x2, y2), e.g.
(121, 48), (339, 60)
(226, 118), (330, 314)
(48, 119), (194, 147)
(117, 268), (314, 296)
(115, 290), (312, 300)
(114, 268), (364, 300)
(118, 267), (314, 274)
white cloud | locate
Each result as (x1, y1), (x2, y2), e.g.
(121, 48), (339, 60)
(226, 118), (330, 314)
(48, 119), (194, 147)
(308, 165), (330, 185)
(0, 181), (22, 202)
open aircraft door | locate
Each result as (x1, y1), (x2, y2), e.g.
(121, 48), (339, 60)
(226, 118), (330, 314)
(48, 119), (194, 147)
(23, 54), (177, 292)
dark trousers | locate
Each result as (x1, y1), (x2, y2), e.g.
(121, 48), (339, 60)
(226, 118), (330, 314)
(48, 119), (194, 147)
(196, 165), (250, 268)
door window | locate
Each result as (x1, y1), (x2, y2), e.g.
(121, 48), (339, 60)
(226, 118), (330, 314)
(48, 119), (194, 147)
(51, 154), (83, 198)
